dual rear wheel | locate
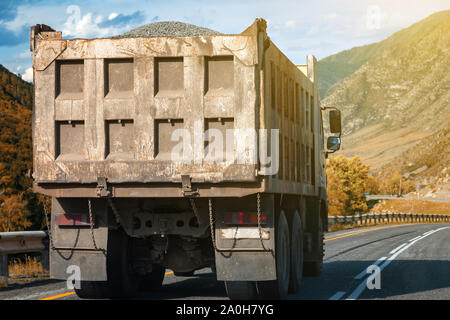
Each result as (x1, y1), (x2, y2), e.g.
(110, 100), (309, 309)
(75, 229), (166, 299)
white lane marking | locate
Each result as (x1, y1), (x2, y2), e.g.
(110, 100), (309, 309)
(354, 257), (387, 280)
(408, 236), (422, 242)
(389, 243), (407, 254)
(346, 226), (449, 300)
(329, 291), (346, 300)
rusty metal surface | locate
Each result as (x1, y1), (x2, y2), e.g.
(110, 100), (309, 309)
(32, 18), (324, 199)
(32, 26), (259, 186)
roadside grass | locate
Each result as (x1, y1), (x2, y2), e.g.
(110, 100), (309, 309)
(370, 199), (450, 215)
(7, 255), (49, 284)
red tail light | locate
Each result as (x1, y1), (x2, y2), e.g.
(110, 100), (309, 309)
(223, 212), (266, 225)
(55, 214), (92, 226)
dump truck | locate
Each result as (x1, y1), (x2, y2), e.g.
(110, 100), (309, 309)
(30, 18), (342, 299)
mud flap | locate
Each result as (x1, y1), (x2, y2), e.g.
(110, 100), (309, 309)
(215, 251), (276, 281)
(49, 198), (109, 281)
(213, 195), (277, 281)
(50, 250), (107, 281)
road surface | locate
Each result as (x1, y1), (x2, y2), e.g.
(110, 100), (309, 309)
(1, 223), (449, 300)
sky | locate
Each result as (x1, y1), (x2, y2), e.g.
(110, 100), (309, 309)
(1, 0), (449, 82)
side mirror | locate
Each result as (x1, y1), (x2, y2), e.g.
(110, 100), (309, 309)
(327, 136), (341, 151)
(329, 110), (341, 134)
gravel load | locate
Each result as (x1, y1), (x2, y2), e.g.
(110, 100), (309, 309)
(118, 21), (222, 38)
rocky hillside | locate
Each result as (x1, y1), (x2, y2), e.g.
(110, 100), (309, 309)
(317, 10), (450, 98)
(0, 64), (44, 231)
(0, 64), (33, 192)
(321, 10), (450, 170)
(379, 125), (450, 197)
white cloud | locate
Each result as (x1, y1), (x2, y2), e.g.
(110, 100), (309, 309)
(62, 6), (109, 38)
(22, 67), (33, 82)
(306, 24), (320, 36)
(61, 5), (141, 38)
(108, 13), (118, 20)
(284, 20), (296, 30)
(323, 12), (338, 20)
(18, 50), (30, 59)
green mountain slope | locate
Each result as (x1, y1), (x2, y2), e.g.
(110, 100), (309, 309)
(321, 10), (450, 170)
(317, 10), (450, 98)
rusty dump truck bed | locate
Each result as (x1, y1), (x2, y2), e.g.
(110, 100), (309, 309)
(31, 19), (322, 199)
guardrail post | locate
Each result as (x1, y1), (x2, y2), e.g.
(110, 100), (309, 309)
(41, 239), (49, 271)
(0, 254), (7, 287)
(41, 250), (49, 271)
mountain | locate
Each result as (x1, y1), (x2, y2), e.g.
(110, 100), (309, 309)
(0, 64), (44, 231)
(380, 124), (450, 184)
(320, 10), (450, 171)
(0, 64), (33, 193)
(317, 10), (450, 98)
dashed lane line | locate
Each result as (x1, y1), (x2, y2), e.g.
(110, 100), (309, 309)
(345, 226), (449, 300)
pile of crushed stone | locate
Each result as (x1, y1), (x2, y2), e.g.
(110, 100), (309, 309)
(118, 21), (222, 38)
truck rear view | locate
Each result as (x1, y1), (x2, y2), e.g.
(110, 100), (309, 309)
(31, 19), (341, 299)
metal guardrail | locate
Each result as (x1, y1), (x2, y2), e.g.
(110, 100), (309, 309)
(0, 231), (48, 287)
(365, 195), (450, 203)
(328, 213), (450, 227)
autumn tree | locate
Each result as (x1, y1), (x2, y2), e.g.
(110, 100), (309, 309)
(0, 193), (31, 232)
(326, 155), (371, 216)
(0, 64), (44, 231)
(378, 171), (415, 195)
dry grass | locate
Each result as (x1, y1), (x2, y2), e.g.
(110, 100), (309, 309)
(371, 199), (450, 215)
(7, 255), (49, 285)
(339, 124), (430, 170)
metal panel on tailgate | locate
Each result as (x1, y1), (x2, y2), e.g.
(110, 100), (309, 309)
(32, 32), (259, 184)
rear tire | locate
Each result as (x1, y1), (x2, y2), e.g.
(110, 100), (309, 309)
(225, 281), (258, 300)
(74, 229), (140, 299)
(140, 264), (166, 291)
(174, 271), (194, 277)
(288, 211), (303, 293)
(75, 281), (108, 299)
(257, 210), (290, 299)
(107, 229), (140, 298)
(303, 214), (324, 277)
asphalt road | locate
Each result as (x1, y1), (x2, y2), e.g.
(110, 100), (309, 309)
(1, 223), (449, 300)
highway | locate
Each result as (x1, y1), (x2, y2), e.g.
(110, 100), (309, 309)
(1, 223), (449, 300)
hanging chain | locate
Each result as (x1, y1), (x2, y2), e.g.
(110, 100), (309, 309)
(189, 198), (201, 224)
(208, 198), (218, 251)
(256, 193), (270, 252)
(43, 199), (55, 250)
(107, 198), (122, 226)
(87, 199), (100, 251)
